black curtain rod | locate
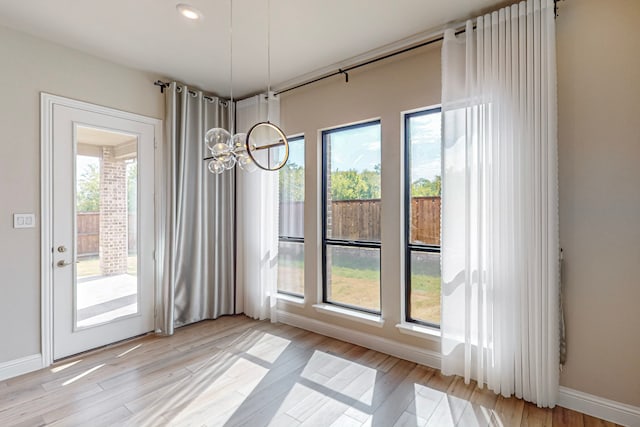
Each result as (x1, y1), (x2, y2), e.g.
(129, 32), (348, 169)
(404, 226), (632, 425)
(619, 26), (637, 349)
(154, 0), (562, 98)
(275, 0), (562, 96)
(274, 31), (455, 96)
(153, 80), (227, 104)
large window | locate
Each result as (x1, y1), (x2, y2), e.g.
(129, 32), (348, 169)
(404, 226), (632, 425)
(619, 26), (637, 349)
(405, 108), (442, 326)
(278, 136), (305, 296)
(322, 121), (381, 313)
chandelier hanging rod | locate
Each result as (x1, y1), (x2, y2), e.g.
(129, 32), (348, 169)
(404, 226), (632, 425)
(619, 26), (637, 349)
(202, 139), (284, 161)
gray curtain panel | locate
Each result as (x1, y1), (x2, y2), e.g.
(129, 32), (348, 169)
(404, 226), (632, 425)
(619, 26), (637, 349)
(157, 82), (235, 335)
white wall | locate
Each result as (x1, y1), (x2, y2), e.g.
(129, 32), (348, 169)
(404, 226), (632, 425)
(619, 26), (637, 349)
(0, 24), (164, 363)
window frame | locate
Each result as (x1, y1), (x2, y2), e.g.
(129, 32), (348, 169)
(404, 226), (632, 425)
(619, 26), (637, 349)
(404, 107), (442, 328)
(277, 135), (305, 298)
(321, 120), (382, 315)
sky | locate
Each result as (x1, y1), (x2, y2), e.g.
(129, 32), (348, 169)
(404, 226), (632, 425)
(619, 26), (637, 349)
(408, 111), (441, 182)
(77, 115), (441, 182)
(77, 155), (98, 182)
(285, 136), (305, 167)
(327, 123), (382, 173)
(322, 112), (441, 182)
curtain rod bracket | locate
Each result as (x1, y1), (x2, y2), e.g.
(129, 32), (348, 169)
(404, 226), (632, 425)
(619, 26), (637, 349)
(553, 0), (564, 18)
(154, 80), (170, 94)
(338, 69), (349, 83)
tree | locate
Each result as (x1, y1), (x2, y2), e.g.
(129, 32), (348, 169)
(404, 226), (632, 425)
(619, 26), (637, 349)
(76, 163), (100, 212)
(76, 159), (138, 213)
(279, 162), (305, 202)
(411, 175), (441, 197)
(127, 161), (137, 212)
(330, 166), (381, 200)
(360, 168), (381, 199)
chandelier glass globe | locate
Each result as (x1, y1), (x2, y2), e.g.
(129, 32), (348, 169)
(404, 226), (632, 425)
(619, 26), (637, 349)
(205, 128), (231, 153)
(207, 159), (225, 175)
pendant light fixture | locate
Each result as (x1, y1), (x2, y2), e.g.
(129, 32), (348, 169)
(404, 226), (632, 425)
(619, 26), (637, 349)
(204, 0), (288, 174)
(204, 0), (257, 174)
(244, 0), (289, 171)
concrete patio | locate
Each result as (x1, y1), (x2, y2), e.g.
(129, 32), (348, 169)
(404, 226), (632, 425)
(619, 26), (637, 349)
(76, 273), (138, 328)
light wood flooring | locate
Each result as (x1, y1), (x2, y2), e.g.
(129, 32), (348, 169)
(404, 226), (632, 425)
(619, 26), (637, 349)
(0, 316), (619, 426)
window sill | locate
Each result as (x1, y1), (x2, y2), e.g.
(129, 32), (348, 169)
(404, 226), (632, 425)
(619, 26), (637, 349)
(312, 304), (385, 328)
(395, 322), (441, 342)
(276, 293), (305, 307)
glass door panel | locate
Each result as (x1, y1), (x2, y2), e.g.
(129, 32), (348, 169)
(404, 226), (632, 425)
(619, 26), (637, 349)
(75, 126), (139, 329)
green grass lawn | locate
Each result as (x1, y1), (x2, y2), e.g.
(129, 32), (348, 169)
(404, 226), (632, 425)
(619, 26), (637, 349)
(77, 253), (441, 324)
(278, 259), (440, 324)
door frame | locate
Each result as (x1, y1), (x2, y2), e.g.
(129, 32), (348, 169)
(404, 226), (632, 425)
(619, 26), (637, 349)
(40, 93), (163, 366)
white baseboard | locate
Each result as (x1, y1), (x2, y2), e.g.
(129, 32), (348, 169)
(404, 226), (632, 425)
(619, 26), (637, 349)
(0, 353), (43, 381)
(276, 310), (441, 370)
(558, 386), (640, 427)
(277, 310), (639, 427)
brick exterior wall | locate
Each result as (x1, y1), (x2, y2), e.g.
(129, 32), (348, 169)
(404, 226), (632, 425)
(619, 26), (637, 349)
(99, 147), (128, 275)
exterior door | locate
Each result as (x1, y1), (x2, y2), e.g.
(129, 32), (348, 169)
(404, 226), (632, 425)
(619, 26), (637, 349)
(52, 104), (155, 359)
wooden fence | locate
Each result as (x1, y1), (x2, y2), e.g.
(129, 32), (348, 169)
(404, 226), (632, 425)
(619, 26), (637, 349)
(77, 212), (137, 257)
(80, 196), (441, 255)
(331, 199), (381, 241)
(279, 196), (441, 244)
(408, 197), (440, 245)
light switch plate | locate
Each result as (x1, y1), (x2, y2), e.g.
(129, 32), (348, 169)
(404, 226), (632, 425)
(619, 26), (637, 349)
(13, 213), (35, 229)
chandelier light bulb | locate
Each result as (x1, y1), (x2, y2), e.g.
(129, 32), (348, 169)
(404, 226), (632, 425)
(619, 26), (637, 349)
(237, 155), (257, 173)
(208, 159), (225, 175)
(205, 128), (231, 152)
(211, 142), (231, 156)
(232, 133), (247, 153)
(222, 154), (237, 170)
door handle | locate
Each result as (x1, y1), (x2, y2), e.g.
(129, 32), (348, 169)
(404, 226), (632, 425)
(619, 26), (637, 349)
(57, 260), (78, 267)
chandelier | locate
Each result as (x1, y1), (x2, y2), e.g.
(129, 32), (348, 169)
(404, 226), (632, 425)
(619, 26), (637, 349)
(204, 0), (288, 174)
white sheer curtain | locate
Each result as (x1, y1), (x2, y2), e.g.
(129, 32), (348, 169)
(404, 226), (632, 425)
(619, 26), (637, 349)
(235, 93), (280, 321)
(440, 0), (559, 407)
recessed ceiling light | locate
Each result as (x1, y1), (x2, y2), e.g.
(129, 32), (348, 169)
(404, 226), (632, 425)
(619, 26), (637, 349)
(176, 4), (203, 21)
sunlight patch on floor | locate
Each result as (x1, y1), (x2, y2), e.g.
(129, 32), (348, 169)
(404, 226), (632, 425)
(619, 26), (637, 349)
(458, 401), (494, 426)
(300, 350), (377, 405)
(409, 382), (446, 420)
(50, 359), (82, 373)
(62, 363), (104, 386)
(116, 343), (142, 358)
(244, 333), (291, 364)
(274, 382), (315, 413)
(171, 357), (270, 425)
(300, 350), (346, 378)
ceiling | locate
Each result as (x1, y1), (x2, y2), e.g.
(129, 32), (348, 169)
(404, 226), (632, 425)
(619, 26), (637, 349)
(0, 0), (507, 98)
(77, 126), (137, 147)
